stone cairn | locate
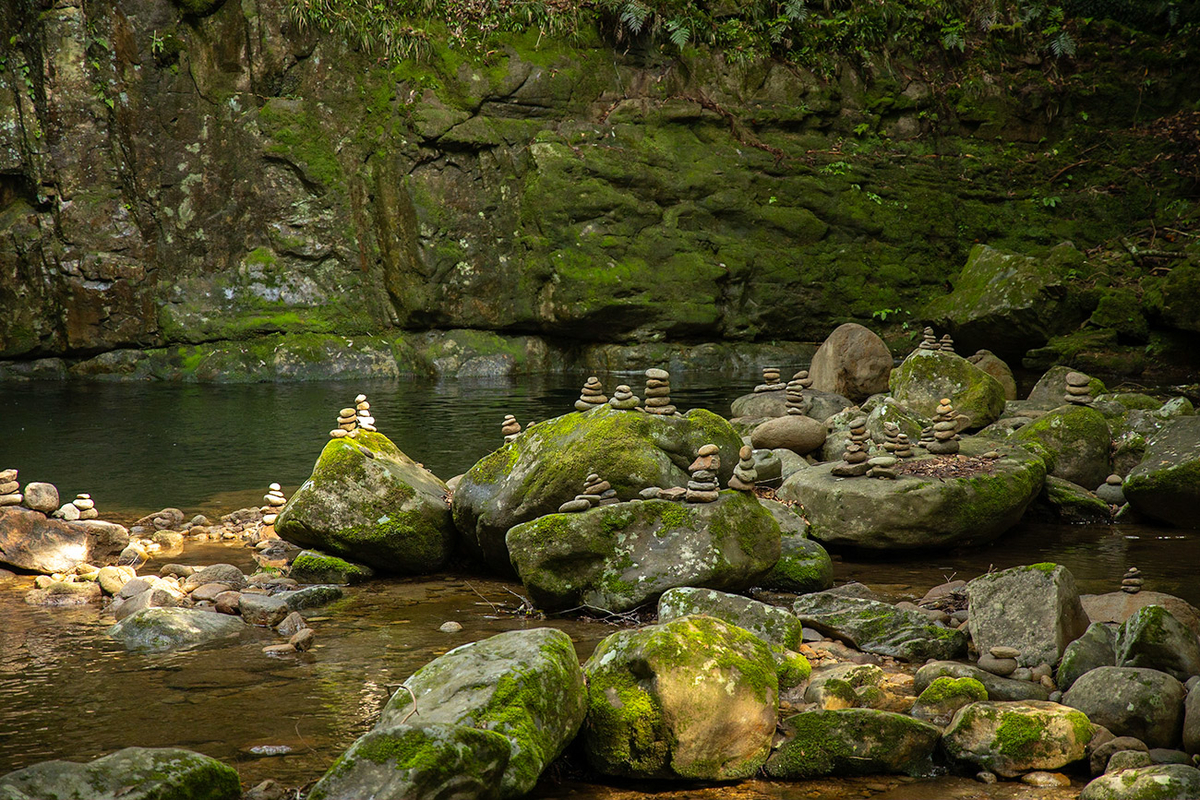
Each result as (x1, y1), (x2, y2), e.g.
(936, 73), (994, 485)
(0, 468), (21, 507)
(355, 394), (377, 432)
(609, 384), (641, 410)
(754, 366), (785, 393)
(55, 493), (97, 521)
(831, 417), (872, 477)
(939, 333), (956, 353)
(786, 371), (812, 415)
(728, 445), (758, 492)
(575, 377), (608, 411)
(918, 425), (935, 449)
(643, 368), (676, 415)
(1121, 567), (1143, 594)
(501, 415), (521, 443)
(927, 398), (961, 455)
(331, 404), (358, 439)
(882, 422), (914, 459)
(686, 444), (721, 503)
(918, 327), (939, 350)
(261, 483), (286, 534)
(1064, 372), (1093, 405)
(558, 473), (618, 512)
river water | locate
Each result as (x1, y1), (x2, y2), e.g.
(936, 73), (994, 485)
(0, 374), (1197, 798)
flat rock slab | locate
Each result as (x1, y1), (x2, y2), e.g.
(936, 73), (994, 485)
(0, 507), (128, 574)
(792, 591), (966, 662)
(107, 607), (247, 653)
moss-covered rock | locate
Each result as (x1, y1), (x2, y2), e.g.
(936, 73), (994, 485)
(889, 349), (1007, 429)
(276, 431), (455, 574)
(778, 438), (1045, 550)
(914, 661), (1050, 702)
(288, 549), (375, 585)
(1090, 289), (1150, 344)
(1034, 476), (1113, 524)
(791, 591), (967, 662)
(967, 350), (1018, 401)
(910, 677), (989, 726)
(658, 587), (801, 650)
(453, 406), (743, 572)
(762, 518), (834, 595)
(967, 562), (1090, 668)
(943, 700), (1096, 778)
(1058, 622), (1117, 693)
(1010, 404), (1112, 489)
(1123, 417), (1200, 527)
(1114, 605), (1200, 682)
(506, 493), (780, 613)
(107, 607), (247, 653)
(764, 709), (941, 778)
(1063, 666), (1186, 749)
(583, 615), (778, 780)
(1080, 764), (1200, 800)
(0, 747), (240, 800)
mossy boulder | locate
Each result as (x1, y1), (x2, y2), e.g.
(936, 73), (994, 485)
(967, 350), (1018, 400)
(1080, 764), (1200, 800)
(911, 676), (989, 726)
(808, 323), (893, 402)
(1063, 667), (1185, 749)
(1035, 476), (1113, 524)
(764, 709), (941, 778)
(1059, 622), (1117, 693)
(1009, 404), (1112, 489)
(107, 607), (247, 652)
(762, 522), (834, 594)
(276, 431), (454, 574)
(453, 406), (743, 571)
(658, 587), (802, 650)
(942, 700), (1096, 778)
(968, 562), (1090, 668)
(888, 349), (1007, 430)
(315, 628), (585, 800)
(1114, 605), (1200, 682)
(777, 439), (1045, 550)
(1161, 260), (1200, 335)
(1123, 417), (1200, 527)
(0, 747), (240, 800)
(1081, 591), (1200, 639)
(582, 615), (778, 780)
(914, 661), (1050, 702)
(791, 591), (967, 662)
(1090, 289), (1150, 344)
(288, 550), (375, 585)
(506, 493), (780, 613)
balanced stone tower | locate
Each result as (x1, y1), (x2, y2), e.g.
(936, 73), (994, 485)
(728, 445), (758, 492)
(355, 394), (377, 432)
(331, 405), (358, 439)
(918, 327), (939, 350)
(261, 483), (286, 532)
(575, 377), (608, 411)
(686, 444), (721, 503)
(754, 367), (785, 393)
(643, 368), (676, 415)
(1121, 567), (1142, 594)
(939, 333), (955, 353)
(501, 415), (521, 443)
(831, 417), (872, 477)
(557, 473), (617, 512)
(609, 385), (641, 410)
(0, 469), (21, 507)
(73, 493), (98, 520)
(927, 398), (961, 455)
(786, 371), (811, 416)
(1064, 372), (1093, 405)
(894, 433), (914, 459)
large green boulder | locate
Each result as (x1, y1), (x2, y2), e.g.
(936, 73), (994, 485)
(762, 524), (834, 594)
(453, 406), (743, 571)
(583, 616), (778, 780)
(1058, 622), (1117, 693)
(967, 562), (1091, 668)
(1123, 417), (1200, 527)
(312, 628), (585, 800)
(276, 431), (455, 574)
(1115, 605), (1200, 681)
(764, 709), (941, 778)
(1009, 404), (1112, 489)
(1081, 764), (1200, 800)
(889, 349), (1007, 430)
(910, 677), (989, 726)
(777, 439), (1045, 550)
(658, 587), (802, 651)
(942, 700), (1096, 778)
(287, 550), (375, 585)
(0, 747), (240, 800)
(791, 591), (967, 662)
(1062, 666), (1186, 749)
(107, 607), (246, 652)
(507, 493), (780, 613)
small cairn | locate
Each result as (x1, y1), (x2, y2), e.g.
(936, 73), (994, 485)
(331, 405), (358, 439)
(1121, 567), (1143, 594)
(754, 366), (785, 393)
(54, 492), (95, 521)
(786, 371), (811, 416)
(643, 368), (676, 415)
(918, 327), (939, 351)
(501, 415), (521, 443)
(557, 473), (617, 512)
(927, 398), (961, 455)
(867, 456), (898, 479)
(728, 445), (758, 492)
(939, 333), (956, 353)
(831, 417), (872, 477)
(575, 377), (608, 412)
(0, 468), (21, 507)
(894, 433), (914, 459)
(261, 483), (286, 533)
(609, 384), (641, 410)
(1064, 372), (1093, 406)
(686, 444), (721, 503)
(881, 422), (914, 460)
(355, 394), (377, 432)
(1096, 474), (1125, 505)
(918, 425), (935, 449)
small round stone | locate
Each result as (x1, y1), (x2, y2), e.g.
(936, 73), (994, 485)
(1106, 474), (1123, 486)
(439, 621), (463, 633)
(645, 368), (669, 380)
(990, 645), (1021, 659)
(698, 444), (719, 457)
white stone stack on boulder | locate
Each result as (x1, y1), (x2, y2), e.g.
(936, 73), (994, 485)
(1121, 567), (1143, 594)
(261, 483), (287, 532)
(927, 398), (961, 455)
(685, 444), (721, 503)
(608, 385), (641, 410)
(918, 327), (939, 351)
(1064, 372), (1093, 406)
(939, 333), (956, 353)
(643, 368), (676, 415)
(575, 377), (608, 411)
(0, 468), (21, 507)
(754, 367), (785, 393)
(355, 394), (377, 432)
(331, 406), (358, 439)
(728, 445), (758, 492)
(501, 415), (522, 443)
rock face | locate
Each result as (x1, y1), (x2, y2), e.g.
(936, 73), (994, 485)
(968, 563), (1090, 668)
(1123, 417), (1200, 527)
(276, 431), (455, 574)
(791, 591), (967, 662)
(1009, 404), (1112, 489)
(0, 747), (241, 800)
(507, 494), (780, 613)
(778, 440), (1045, 550)
(764, 709), (941, 778)
(1063, 666), (1186, 749)
(107, 608), (247, 652)
(1081, 764), (1200, 800)
(808, 323), (893, 402)
(889, 349), (1007, 430)
(942, 700), (1095, 777)
(456, 406), (742, 571)
(0, 507), (129, 574)
(1114, 605), (1200, 681)
(658, 587), (802, 651)
(583, 616), (777, 780)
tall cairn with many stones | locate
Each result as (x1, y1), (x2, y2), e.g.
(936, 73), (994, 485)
(643, 368), (676, 415)
(575, 377), (608, 411)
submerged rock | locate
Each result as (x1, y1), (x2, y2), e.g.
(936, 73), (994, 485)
(791, 591), (966, 662)
(107, 607), (247, 652)
(942, 700), (1096, 777)
(0, 507), (128, 574)
(0, 746), (240, 800)
(764, 709), (941, 778)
